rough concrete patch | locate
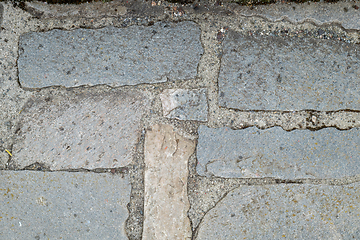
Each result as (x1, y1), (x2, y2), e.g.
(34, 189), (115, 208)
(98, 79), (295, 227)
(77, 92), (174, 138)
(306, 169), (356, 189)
(232, 1), (360, 30)
(143, 124), (195, 240)
(0, 170), (130, 239)
(24, 0), (127, 19)
(197, 126), (360, 179)
(18, 21), (203, 88)
(196, 183), (360, 239)
(219, 30), (360, 111)
(11, 89), (149, 170)
(160, 88), (208, 121)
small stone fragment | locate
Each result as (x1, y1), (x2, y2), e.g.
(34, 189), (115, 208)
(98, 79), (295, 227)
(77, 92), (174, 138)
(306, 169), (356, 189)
(160, 88), (208, 121)
(197, 125), (360, 179)
(197, 183), (360, 239)
(143, 124), (195, 240)
(12, 89), (149, 170)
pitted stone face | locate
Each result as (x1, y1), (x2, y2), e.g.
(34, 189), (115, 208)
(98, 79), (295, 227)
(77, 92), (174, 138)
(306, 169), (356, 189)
(218, 30), (360, 111)
(18, 21), (203, 88)
(12, 89), (149, 170)
(197, 183), (360, 240)
(197, 125), (360, 179)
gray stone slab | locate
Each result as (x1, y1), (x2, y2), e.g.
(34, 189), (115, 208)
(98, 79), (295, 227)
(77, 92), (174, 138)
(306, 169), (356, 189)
(196, 126), (360, 179)
(0, 170), (130, 239)
(160, 88), (208, 121)
(218, 31), (360, 111)
(196, 183), (360, 239)
(234, 1), (360, 30)
(12, 89), (149, 170)
(0, 3), (3, 30)
(18, 21), (203, 88)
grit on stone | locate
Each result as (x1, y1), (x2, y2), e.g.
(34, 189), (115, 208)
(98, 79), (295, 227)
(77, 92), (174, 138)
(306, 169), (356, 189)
(196, 183), (360, 239)
(143, 124), (195, 240)
(218, 30), (360, 111)
(12, 89), (149, 170)
(160, 88), (208, 121)
(18, 21), (203, 88)
(0, 170), (130, 239)
(197, 126), (360, 179)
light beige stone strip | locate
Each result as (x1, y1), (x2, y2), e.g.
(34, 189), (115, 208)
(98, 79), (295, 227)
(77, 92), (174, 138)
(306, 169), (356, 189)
(143, 124), (195, 240)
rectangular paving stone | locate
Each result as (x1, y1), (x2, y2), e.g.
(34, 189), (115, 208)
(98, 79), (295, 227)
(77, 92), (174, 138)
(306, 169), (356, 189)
(18, 21), (203, 88)
(218, 30), (360, 110)
(197, 125), (360, 179)
(12, 89), (149, 170)
(160, 88), (208, 121)
(0, 170), (130, 239)
(143, 124), (195, 240)
(196, 183), (360, 239)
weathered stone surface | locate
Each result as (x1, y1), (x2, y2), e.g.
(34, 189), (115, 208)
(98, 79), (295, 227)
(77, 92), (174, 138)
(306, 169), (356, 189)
(0, 3), (3, 29)
(234, 1), (360, 30)
(196, 183), (360, 239)
(219, 31), (360, 111)
(12, 89), (149, 170)
(25, 0), (127, 19)
(160, 88), (208, 121)
(143, 124), (195, 240)
(0, 170), (130, 239)
(197, 126), (360, 179)
(18, 21), (203, 88)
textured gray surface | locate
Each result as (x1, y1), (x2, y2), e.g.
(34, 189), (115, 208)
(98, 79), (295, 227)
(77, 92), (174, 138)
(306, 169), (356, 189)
(0, 170), (130, 239)
(234, 1), (360, 30)
(197, 126), (360, 179)
(18, 21), (203, 88)
(196, 183), (360, 240)
(160, 88), (208, 121)
(12, 89), (149, 170)
(218, 31), (360, 111)
(0, 3), (3, 29)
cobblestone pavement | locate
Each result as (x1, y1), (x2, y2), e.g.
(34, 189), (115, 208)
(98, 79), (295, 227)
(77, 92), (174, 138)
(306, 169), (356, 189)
(0, 0), (359, 239)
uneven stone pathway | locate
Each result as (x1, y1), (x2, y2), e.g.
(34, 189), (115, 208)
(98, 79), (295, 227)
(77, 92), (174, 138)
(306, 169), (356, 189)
(0, 0), (359, 239)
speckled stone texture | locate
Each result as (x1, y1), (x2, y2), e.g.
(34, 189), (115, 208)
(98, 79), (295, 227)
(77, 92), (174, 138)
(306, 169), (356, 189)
(18, 21), (203, 88)
(12, 89), (149, 170)
(0, 171), (130, 239)
(218, 30), (360, 111)
(143, 124), (195, 240)
(197, 126), (360, 179)
(160, 88), (208, 121)
(196, 183), (360, 239)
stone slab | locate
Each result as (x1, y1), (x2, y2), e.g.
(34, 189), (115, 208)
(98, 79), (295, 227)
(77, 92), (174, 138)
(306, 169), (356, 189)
(196, 183), (360, 239)
(234, 1), (360, 30)
(12, 89), (149, 170)
(143, 124), (195, 240)
(160, 88), (208, 121)
(25, 0), (127, 19)
(218, 31), (360, 111)
(0, 170), (130, 239)
(197, 126), (360, 179)
(18, 21), (203, 88)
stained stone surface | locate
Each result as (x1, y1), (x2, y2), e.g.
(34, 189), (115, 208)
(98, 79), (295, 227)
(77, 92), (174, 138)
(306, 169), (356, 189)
(0, 170), (130, 239)
(196, 126), (360, 179)
(18, 21), (203, 88)
(218, 30), (360, 111)
(196, 183), (360, 239)
(234, 1), (360, 30)
(143, 124), (195, 240)
(0, 3), (3, 29)
(25, 0), (127, 19)
(12, 89), (149, 170)
(160, 88), (208, 121)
